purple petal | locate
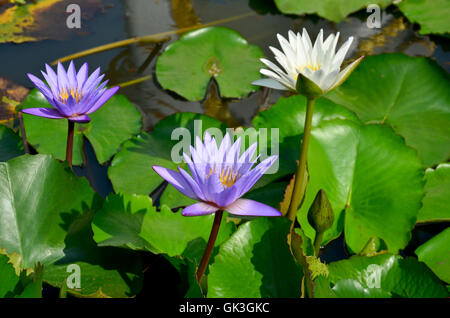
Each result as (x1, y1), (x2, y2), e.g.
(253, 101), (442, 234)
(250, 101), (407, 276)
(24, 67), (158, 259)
(27, 73), (52, 99)
(67, 61), (78, 88)
(77, 63), (89, 88)
(53, 98), (74, 117)
(57, 62), (69, 92)
(85, 86), (119, 114)
(81, 67), (101, 92)
(21, 108), (65, 119)
(178, 167), (204, 201)
(224, 199), (281, 217)
(44, 64), (58, 88)
(152, 165), (198, 200)
(182, 202), (218, 216)
(69, 114), (90, 123)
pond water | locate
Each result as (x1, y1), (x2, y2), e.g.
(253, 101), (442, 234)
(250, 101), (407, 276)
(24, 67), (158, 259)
(0, 0), (448, 287)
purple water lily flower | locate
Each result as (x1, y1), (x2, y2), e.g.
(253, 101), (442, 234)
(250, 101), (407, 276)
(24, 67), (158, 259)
(22, 61), (119, 123)
(153, 132), (281, 217)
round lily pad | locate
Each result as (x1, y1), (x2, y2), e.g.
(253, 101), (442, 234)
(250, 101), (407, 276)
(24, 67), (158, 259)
(22, 89), (142, 166)
(326, 54), (450, 167)
(156, 26), (264, 101)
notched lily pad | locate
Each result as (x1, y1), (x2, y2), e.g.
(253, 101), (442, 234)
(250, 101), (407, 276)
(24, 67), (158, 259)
(274, 0), (393, 23)
(397, 0), (450, 35)
(156, 26), (264, 101)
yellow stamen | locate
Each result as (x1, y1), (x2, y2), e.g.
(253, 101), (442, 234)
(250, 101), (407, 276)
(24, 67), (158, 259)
(218, 166), (239, 188)
(59, 87), (82, 104)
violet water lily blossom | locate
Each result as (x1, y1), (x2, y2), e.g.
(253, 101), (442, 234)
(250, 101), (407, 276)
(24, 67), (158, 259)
(22, 61), (119, 123)
(252, 28), (363, 94)
(153, 132), (281, 217)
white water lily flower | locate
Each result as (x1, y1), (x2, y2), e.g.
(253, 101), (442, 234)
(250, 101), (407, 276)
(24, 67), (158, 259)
(252, 29), (363, 94)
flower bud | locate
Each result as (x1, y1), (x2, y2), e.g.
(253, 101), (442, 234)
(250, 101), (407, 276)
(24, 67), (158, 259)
(307, 189), (334, 234)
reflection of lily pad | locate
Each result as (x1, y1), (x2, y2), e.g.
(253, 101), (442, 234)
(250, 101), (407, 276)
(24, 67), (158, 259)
(397, 0), (450, 35)
(156, 26), (264, 101)
(22, 89), (142, 166)
(274, 0), (393, 22)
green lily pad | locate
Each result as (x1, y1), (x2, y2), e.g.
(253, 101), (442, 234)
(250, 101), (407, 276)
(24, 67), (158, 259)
(253, 95), (423, 253)
(415, 228), (450, 284)
(207, 217), (303, 298)
(0, 254), (20, 297)
(397, 0), (450, 35)
(274, 0), (393, 22)
(156, 26), (264, 101)
(43, 203), (143, 298)
(417, 164), (450, 223)
(0, 125), (23, 162)
(108, 112), (225, 196)
(301, 121), (423, 253)
(22, 89), (142, 166)
(0, 154), (141, 297)
(0, 154), (96, 268)
(326, 54), (450, 167)
(316, 254), (448, 298)
(92, 193), (235, 262)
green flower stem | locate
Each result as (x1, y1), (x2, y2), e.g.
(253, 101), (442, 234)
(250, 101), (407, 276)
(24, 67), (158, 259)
(287, 98), (315, 221)
(66, 120), (75, 167)
(313, 231), (324, 257)
(196, 210), (223, 285)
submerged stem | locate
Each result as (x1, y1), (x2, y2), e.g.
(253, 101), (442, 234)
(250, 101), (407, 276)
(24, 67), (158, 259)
(66, 120), (75, 167)
(18, 112), (30, 154)
(286, 98), (315, 221)
(196, 210), (223, 285)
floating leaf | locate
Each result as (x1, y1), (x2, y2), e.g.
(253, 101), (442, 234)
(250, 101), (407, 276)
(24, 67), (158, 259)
(274, 0), (393, 22)
(92, 193), (235, 262)
(397, 0), (450, 35)
(300, 121), (424, 253)
(326, 54), (450, 167)
(0, 254), (19, 297)
(156, 26), (264, 101)
(0, 154), (96, 268)
(415, 228), (450, 284)
(22, 89), (142, 166)
(316, 254), (448, 298)
(43, 204), (143, 298)
(253, 95), (423, 253)
(0, 125), (23, 162)
(207, 217), (302, 298)
(417, 163), (450, 223)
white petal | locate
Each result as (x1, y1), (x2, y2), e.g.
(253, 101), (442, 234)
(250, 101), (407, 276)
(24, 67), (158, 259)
(252, 78), (290, 90)
(333, 36), (354, 68)
(328, 56), (364, 92)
